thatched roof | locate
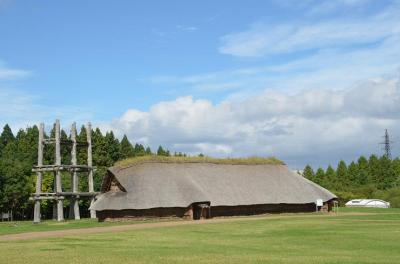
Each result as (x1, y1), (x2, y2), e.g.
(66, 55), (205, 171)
(91, 159), (336, 211)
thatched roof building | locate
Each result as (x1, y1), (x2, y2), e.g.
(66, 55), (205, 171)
(91, 157), (336, 221)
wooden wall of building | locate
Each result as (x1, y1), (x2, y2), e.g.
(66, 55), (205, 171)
(97, 200), (335, 221)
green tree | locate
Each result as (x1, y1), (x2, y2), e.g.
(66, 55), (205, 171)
(0, 123), (161, 219)
(134, 143), (146, 156)
(347, 161), (359, 186)
(314, 168), (325, 186)
(303, 165), (314, 180)
(92, 128), (111, 166)
(61, 129), (70, 165)
(357, 156), (369, 185)
(325, 165), (336, 189)
(377, 155), (396, 189)
(392, 158), (400, 187)
(0, 124), (15, 151)
(368, 155), (380, 185)
(119, 135), (135, 159)
(0, 130), (35, 219)
(336, 160), (348, 190)
(145, 146), (152, 155)
(105, 131), (120, 163)
(77, 125), (88, 165)
(157, 146), (167, 156)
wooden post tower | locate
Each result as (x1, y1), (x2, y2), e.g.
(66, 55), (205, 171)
(32, 120), (98, 223)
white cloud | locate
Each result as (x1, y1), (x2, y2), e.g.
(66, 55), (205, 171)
(110, 73), (400, 168)
(147, 2), (400, 119)
(137, 3), (400, 169)
(0, 60), (95, 130)
(305, 0), (373, 15)
(219, 2), (400, 57)
(176, 25), (197, 32)
(0, 87), (95, 131)
(149, 31), (400, 96)
(0, 62), (31, 80)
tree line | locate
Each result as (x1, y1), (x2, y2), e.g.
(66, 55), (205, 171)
(1, 122), (399, 220)
(303, 155), (400, 207)
(0, 124), (174, 220)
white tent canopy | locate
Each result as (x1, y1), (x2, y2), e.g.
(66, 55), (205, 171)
(345, 199), (390, 208)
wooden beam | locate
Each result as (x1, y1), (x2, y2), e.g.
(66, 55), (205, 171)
(31, 192), (98, 197)
(32, 164), (95, 172)
(44, 138), (88, 146)
(59, 192), (98, 196)
(87, 122), (96, 219)
(55, 120), (64, 221)
(31, 196), (66, 201)
(70, 122), (80, 220)
(33, 123), (44, 224)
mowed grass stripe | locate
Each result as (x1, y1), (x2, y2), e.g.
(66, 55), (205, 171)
(0, 210), (383, 238)
(0, 213), (349, 240)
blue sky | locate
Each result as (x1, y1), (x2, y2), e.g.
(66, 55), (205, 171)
(1, 0), (295, 117)
(1, 0), (400, 168)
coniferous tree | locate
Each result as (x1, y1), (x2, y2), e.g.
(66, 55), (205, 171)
(105, 131), (120, 163)
(77, 125), (88, 165)
(92, 128), (110, 166)
(61, 129), (70, 165)
(8, 122), (400, 216)
(0, 124), (165, 219)
(0, 124), (15, 153)
(297, 155), (400, 207)
(314, 168), (325, 186)
(134, 143), (146, 156)
(378, 155), (396, 190)
(157, 146), (166, 156)
(347, 161), (359, 186)
(336, 160), (348, 190)
(303, 165), (315, 180)
(0, 131), (34, 219)
(357, 156), (369, 185)
(145, 146), (152, 155)
(392, 158), (400, 187)
(119, 135), (135, 159)
(325, 165), (336, 189)
(0, 125), (16, 214)
(368, 155), (380, 185)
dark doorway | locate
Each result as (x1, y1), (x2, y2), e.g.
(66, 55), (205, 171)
(192, 202), (211, 220)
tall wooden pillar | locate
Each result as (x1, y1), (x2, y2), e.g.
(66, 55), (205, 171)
(52, 172), (57, 220)
(69, 122), (80, 220)
(33, 123), (44, 223)
(55, 120), (64, 221)
(87, 122), (96, 218)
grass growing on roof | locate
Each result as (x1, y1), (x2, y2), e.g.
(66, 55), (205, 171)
(115, 155), (285, 168)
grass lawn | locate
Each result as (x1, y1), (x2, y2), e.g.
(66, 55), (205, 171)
(1, 208), (400, 264)
(0, 217), (178, 235)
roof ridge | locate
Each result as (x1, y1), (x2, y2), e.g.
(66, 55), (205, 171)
(112, 161), (287, 171)
(113, 156), (285, 169)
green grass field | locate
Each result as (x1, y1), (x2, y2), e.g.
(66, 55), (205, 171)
(0, 217), (178, 235)
(1, 208), (399, 264)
